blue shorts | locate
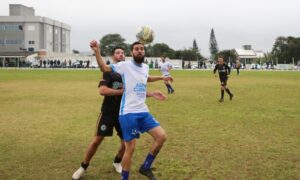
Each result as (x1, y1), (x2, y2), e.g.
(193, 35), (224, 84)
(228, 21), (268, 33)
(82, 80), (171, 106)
(119, 112), (160, 142)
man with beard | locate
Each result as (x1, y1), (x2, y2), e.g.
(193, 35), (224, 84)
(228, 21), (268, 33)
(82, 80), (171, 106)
(90, 40), (172, 180)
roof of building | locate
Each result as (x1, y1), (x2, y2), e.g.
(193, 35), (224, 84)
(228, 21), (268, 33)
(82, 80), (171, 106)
(235, 49), (257, 59)
(0, 51), (36, 57)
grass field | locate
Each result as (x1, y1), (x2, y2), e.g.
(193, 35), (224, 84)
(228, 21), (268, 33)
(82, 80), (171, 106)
(0, 69), (299, 180)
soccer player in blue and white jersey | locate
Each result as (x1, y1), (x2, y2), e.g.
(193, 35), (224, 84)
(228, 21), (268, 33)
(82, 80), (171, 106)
(90, 40), (172, 180)
(159, 56), (174, 94)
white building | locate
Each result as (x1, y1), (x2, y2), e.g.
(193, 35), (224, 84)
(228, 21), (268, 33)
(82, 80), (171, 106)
(0, 4), (71, 67)
(235, 45), (264, 64)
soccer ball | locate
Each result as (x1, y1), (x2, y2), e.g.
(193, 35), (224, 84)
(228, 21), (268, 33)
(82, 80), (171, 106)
(136, 26), (154, 44)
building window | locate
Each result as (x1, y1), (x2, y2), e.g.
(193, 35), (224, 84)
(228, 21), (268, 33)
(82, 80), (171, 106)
(28, 47), (34, 52)
(29, 41), (35, 44)
(28, 25), (35, 31)
(0, 25), (5, 31)
(5, 39), (23, 45)
(0, 24), (23, 32)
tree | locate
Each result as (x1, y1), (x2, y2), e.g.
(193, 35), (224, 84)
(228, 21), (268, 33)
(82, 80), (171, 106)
(146, 43), (176, 58)
(99, 34), (128, 56)
(174, 48), (202, 61)
(209, 28), (219, 61)
(192, 39), (199, 53)
(271, 36), (300, 64)
(218, 49), (237, 63)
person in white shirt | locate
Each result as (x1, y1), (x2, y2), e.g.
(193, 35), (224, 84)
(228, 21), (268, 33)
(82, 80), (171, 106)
(90, 40), (173, 180)
(160, 56), (174, 94)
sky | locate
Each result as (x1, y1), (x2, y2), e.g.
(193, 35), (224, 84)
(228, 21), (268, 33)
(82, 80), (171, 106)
(1, 0), (300, 57)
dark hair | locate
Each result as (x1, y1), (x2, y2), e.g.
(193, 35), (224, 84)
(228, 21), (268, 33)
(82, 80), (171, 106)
(218, 55), (224, 59)
(111, 46), (124, 56)
(130, 41), (145, 51)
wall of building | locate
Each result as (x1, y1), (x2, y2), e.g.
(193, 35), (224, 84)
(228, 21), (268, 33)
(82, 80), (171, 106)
(23, 22), (41, 52)
(0, 23), (25, 52)
(9, 4), (35, 16)
(0, 4), (71, 54)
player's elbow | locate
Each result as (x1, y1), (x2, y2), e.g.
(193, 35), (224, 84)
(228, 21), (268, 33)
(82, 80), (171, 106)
(99, 87), (108, 96)
(99, 65), (110, 72)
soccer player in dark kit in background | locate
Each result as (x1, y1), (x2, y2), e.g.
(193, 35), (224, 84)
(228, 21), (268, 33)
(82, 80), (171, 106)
(213, 56), (234, 102)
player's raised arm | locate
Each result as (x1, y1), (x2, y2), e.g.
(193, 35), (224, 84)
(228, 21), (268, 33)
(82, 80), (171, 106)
(90, 40), (112, 72)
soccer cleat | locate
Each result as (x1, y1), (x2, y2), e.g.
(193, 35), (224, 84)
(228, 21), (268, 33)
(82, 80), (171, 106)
(218, 98), (224, 103)
(113, 162), (122, 173)
(230, 94), (234, 101)
(72, 167), (85, 180)
(139, 167), (157, 180)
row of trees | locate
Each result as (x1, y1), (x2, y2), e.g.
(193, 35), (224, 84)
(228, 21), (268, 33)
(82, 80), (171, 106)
(209, 29), (300, 64)
(271, 36), (300, 64)
(80, 30), (300, 64)
(98, 34), (203, 61)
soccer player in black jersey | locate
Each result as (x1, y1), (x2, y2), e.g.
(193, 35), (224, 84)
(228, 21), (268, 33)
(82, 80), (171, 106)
(72, 47), (126, 179)
(213, 56), (234, 102)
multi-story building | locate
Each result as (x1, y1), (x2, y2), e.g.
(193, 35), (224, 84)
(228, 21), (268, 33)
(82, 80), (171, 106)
(0, 4), (71, 57)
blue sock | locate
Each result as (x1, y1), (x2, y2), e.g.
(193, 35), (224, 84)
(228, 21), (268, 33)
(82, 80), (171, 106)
(141, 153), (155, 170)
(121, 170), (129, 180)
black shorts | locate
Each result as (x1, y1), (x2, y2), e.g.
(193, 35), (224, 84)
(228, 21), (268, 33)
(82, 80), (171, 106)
(220, 77), (227, 86)
(95, 113), (123, 139)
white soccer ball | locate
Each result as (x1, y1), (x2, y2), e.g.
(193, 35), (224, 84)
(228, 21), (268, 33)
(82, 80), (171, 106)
(136, 26), (154, 44)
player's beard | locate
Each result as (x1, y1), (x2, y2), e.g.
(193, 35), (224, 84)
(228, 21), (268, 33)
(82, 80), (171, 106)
(133, 54), (145, 64)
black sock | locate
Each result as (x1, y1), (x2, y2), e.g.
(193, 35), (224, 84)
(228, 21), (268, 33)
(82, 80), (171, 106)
(221, 90), (224, 99)
(169, 84), (174, 91)
(225, 88), (232, 96)
(114, 156), (122, 163)
(81, 162), (89, 170)
(165, 84), (170, 92)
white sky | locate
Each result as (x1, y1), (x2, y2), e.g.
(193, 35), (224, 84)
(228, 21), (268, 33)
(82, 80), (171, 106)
(1, 0), (300, 56)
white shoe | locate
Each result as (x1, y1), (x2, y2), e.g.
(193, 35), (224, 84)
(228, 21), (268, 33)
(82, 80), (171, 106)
(72, 167), (85, 180)
(112, 162), (122, 173)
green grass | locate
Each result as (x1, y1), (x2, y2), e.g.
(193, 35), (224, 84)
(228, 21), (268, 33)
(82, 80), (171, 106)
(0, 69), (299, 180)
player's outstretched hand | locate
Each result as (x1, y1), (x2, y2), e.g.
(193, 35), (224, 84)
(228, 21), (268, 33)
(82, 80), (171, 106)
(152, 90), (166, 101)
(163, 76), (173, 83)
(90, 40), (100, 52)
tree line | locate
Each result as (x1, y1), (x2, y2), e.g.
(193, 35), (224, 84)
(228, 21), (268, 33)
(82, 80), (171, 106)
(78, 30), (300, 64)
(98, 34), (203, 61)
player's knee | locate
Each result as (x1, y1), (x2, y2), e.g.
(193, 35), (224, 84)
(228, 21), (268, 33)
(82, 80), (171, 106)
(157, 132), (167, 144)
(125, 145), (135, 155)
(92, 136), (103, 146)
